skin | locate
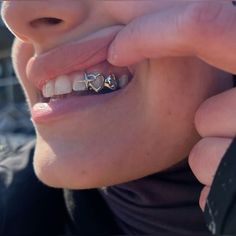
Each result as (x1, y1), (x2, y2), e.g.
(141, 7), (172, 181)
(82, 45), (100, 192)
(1, 1), (235, 208)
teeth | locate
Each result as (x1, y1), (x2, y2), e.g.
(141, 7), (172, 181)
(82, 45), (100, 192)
(42, 71), (131, 99)
(54, 75), (72, 95)
(86, 73), (105, 92)
(42, 80), (54, 98)
(119, 74), (129, 88)
(104, 74), (118, 90)
(72, 72), (87, 92)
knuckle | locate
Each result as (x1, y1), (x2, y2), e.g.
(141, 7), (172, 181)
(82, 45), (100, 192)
(181, 2), (236, 42)
(187, 2), (223, 23)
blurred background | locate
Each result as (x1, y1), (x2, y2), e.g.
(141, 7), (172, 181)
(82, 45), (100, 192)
(0, 5), (35, 155)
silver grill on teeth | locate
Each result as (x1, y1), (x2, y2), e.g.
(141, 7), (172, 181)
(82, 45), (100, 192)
(42, 71), (129, 99)
(85, 73), (118, 93)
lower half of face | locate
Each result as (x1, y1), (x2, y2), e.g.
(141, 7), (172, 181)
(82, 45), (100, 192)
(13, 39), (232, 189)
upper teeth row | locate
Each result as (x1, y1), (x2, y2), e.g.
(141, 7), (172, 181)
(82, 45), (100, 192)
(42, 72), (129, 98)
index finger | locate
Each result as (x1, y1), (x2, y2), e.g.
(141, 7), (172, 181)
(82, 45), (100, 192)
(108, 1), (236, 74)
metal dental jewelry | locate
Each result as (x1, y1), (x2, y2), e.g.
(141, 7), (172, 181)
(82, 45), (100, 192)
(84, 72), (118, 93)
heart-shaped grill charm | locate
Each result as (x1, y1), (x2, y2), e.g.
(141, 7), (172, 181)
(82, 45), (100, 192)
(86, 73), (105, 92)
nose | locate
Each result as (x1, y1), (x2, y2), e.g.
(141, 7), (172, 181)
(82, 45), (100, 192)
(1, 1), (88, 49)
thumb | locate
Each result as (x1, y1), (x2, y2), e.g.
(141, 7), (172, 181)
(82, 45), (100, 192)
(108, 1), (236, 74)
(108, 4), (191, 66)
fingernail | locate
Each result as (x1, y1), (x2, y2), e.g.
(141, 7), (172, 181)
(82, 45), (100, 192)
(108, 44), (118, 64)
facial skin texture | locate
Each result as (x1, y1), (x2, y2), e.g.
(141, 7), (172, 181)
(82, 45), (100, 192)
(2, 0), (233, 189)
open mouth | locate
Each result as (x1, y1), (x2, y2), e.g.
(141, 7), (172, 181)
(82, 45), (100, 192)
(28, 26), (135, 123)
(31, 62), (134, 123)
(40, 62), (133, 103)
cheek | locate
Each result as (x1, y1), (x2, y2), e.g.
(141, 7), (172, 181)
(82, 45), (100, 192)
(143, 57), (229, 160)
(147, 57), (232, 148)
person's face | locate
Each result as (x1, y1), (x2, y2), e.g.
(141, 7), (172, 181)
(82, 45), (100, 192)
(1, 0), (232, 189)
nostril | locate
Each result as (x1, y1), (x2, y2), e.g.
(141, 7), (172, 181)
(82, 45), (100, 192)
(30, 17), (63, 28)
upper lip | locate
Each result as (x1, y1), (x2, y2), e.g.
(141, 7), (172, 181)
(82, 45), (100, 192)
(26, 25), (123, 90)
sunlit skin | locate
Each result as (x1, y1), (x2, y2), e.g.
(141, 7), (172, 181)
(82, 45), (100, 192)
(2, 1), (233, 189)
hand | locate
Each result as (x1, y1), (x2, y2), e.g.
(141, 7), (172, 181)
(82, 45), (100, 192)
(108, 1), (236, 74)
(189, 89), (235, 210)
(107, 1), (236, 210)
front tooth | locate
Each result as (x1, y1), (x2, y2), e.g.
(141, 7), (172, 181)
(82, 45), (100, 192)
(119, 74), (129, 88)
(43, 80), (55, 98)
(54, 75), (72, 95)
(72, 72), (87, 91)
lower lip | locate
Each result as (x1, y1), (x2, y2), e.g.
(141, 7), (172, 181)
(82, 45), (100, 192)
(31, 89), (122, 124)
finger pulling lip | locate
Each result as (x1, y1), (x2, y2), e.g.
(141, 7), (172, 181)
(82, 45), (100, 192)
(26, 25), (124, 91)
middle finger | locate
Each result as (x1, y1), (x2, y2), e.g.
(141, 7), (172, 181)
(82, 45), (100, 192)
(189, 137), (232, 186)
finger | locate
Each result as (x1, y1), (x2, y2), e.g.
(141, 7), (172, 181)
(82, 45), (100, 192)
(195, 87), (236, 138)
(199, 186), (210, 211)
(189, 137), (232, 186)
(108, 1), (236, 74)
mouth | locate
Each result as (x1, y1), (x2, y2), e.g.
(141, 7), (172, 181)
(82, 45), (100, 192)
(26, 25), (136, 123)
(32, 67), (134, 124)
(40, 61), (133, 103)
(26, 25), (124, 91)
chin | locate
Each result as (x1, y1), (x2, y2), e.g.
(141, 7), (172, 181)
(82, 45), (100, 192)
(32, 119), (197, 190)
